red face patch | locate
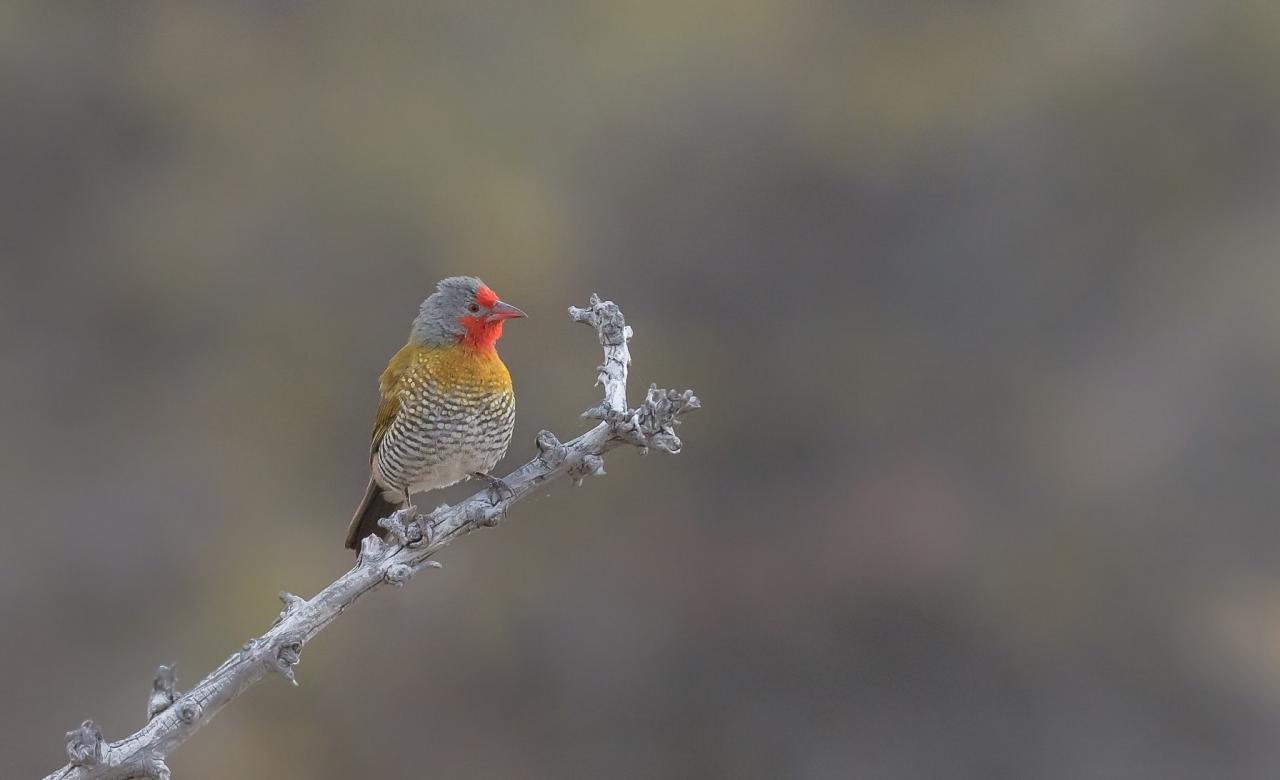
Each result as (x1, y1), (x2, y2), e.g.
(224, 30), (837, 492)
(457, 284), (506, 351)
(458, 315), (504, 352)
(475, 285), (499, 309)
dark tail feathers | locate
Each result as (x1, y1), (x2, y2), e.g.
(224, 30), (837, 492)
(345, 477), (402, 551)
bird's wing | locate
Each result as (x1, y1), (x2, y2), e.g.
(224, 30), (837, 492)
(370, 341), (421, 460)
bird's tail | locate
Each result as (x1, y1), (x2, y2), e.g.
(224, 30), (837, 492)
(345, 476), (402, 551)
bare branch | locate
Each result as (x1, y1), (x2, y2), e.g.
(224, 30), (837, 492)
(41, 294), (698, 780)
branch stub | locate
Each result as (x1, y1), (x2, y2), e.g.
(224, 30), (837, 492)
(147, 665), (178, 721)
(65, 720), (104, 767)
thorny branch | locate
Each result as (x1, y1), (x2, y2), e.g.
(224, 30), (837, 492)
(41, 294), (699, 780)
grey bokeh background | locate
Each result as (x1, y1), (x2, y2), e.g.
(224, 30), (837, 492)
(5, 2), (1280, 777)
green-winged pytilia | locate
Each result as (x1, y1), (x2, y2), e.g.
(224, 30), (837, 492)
(346, 276), (525, 550)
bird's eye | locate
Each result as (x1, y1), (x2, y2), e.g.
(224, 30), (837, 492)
(466, 303), (481, 314)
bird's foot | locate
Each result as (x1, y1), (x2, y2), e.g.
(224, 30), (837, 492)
(406, 515), (434, 547)
(471, 471), (514, 506)
(395, 499), (435, 546)
(378, 509), (413, 546)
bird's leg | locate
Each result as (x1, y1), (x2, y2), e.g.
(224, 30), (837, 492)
(403, 487), (416, 515)
(471, 471), (514, 505)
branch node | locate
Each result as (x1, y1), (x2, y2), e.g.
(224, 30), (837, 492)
(466, 501), (501, 528)
(276, 591), (306, 622)
(535, 430), (568, 466)
(358, 532), (388, 563)
(142, 757), (172, 780)
(581, 403), (612, 421)
(147, 664), (177, 721)
(377, 509), (412, 546)
(274, 636), (303, 686)
(65, 720), (104, 767)
(569, 296), (630, 348)
(176, 700), (200, 724)
(567, 452), (605, 485)
(634, 384), (700, 453)
(385, 563), (414, 587)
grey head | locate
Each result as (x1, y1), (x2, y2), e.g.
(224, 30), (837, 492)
(410, 276), (526, 346)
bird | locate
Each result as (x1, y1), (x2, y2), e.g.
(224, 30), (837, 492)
(345, 276), (526, 550)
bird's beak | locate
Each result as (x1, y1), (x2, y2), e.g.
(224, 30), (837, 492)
(487, 300), (527, 322)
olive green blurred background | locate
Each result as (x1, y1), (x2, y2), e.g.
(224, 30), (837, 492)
(5, 1), (1280, 778)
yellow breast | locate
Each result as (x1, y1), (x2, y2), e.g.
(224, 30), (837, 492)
(371, 342), (512, 456)
(411, 344), (510, 393)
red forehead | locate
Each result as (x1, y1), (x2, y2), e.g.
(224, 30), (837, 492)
(475, 285), (499, 307)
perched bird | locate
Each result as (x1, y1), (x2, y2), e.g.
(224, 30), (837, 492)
(345, 276), (525, 550)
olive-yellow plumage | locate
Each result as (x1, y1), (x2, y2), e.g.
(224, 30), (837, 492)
(345, 276), (524, 550)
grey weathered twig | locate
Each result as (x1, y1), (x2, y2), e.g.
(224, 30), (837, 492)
(41, 294), (698, 780)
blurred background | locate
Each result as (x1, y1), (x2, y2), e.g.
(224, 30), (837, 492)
(4, 1), (1280, 777)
